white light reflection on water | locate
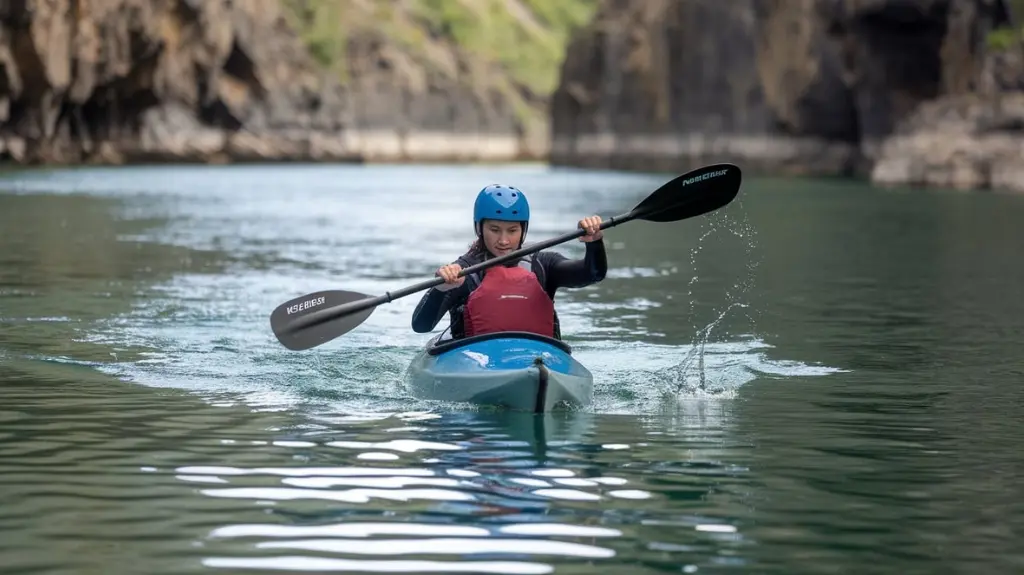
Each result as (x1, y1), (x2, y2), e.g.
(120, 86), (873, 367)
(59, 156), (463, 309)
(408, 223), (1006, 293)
(202, 556), (557, 574)
(179, 439), (660, 573)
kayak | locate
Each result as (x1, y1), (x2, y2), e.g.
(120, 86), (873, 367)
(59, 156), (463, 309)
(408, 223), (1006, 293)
(406, 331), (593, 411)
(405, 331), (593, 412)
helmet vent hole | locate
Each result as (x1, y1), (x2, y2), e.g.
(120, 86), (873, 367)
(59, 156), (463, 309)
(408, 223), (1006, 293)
(496, 192), (502, 196)
(512, 210), (518, 214)
(496, 209), (502, 214)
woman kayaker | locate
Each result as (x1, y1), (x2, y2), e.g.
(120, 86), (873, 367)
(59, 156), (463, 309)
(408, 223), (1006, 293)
(411, 184), (607, 340)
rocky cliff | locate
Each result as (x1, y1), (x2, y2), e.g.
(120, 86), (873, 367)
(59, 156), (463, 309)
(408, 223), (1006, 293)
(872, 44), (1024, 191)
(0, 0), (595, 164)
(550, 0), (1022, 191)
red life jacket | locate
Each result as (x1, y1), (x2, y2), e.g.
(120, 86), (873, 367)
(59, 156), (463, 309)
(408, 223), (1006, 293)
(464, 259), (555, 338)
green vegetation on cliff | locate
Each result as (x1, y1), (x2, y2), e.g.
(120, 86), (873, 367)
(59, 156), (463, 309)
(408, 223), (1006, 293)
(281, 0), (597, 97)
(409, 0), (596, 94)
(281, 0), (349, 76)
(988, 0), (1024, 49)
(987, 27), (1019, 50)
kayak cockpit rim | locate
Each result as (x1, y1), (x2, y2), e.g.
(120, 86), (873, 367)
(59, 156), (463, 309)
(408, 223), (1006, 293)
(426, 330), (574, 356)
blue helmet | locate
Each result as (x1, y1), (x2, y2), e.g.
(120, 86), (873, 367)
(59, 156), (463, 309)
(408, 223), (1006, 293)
(473, 184), (530, 236)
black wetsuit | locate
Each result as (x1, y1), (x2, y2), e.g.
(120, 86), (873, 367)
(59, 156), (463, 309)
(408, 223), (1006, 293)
(411, 240), (608, 340)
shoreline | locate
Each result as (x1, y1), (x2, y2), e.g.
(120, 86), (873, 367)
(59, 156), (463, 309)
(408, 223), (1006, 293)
(0, 130), (862, 174)
(550, 133), (865, 178)
(3, 127), (1022, 195)
(0, 130), (551, 168)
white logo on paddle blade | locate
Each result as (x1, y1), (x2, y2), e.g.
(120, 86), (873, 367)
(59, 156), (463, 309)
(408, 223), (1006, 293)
(681, 169), (728, 187)
(286, 296), (326, 315)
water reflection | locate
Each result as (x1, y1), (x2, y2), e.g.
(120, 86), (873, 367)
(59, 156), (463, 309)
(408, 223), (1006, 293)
(173, 408), (754, 573)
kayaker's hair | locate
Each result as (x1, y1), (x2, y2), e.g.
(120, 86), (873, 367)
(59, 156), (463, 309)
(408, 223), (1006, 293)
(468, 238), (486, 256)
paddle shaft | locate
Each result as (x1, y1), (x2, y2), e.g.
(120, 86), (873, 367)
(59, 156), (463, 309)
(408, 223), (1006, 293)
(286, 207), (646, 334)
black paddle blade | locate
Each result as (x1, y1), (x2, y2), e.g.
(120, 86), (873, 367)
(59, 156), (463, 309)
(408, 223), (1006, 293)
(633, 163), (742, 222)
(270, 290), (376, 351)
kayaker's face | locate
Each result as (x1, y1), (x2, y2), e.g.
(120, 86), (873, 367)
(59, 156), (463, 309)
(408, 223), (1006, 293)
(481, 220), (523, 257)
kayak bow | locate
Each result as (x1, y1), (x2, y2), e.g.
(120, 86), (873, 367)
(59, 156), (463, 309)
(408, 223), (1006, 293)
(405, 331), (593, 412)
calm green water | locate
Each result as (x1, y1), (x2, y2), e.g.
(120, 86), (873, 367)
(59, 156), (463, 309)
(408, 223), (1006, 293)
(1, 164), (1022, 574)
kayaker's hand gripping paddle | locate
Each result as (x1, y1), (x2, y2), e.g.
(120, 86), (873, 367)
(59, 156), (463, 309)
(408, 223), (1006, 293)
(270, 163), (743, 351)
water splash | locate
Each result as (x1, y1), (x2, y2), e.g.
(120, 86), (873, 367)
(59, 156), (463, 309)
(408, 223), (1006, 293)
(669, 302), (749, 395)
(670, 196), (764, 396)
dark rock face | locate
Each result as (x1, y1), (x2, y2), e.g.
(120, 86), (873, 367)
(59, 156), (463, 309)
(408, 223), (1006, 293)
(551, 1), (797, 174)
(0, 0), (544, 165)
(872, 6), (1024, 192)
(550, 0), (1012, 183)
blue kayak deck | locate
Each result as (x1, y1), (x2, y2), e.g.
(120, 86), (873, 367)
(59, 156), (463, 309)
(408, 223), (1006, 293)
(426, 331), (583, 376)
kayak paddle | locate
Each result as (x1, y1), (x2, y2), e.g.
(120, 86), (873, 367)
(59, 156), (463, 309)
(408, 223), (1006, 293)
(270, 163), (742, 351)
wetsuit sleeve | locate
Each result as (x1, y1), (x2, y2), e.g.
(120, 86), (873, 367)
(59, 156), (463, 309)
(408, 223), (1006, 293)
(411, 260), (471, 333)
(543, 239), (608, 289)
(411, 283), (469, 333)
